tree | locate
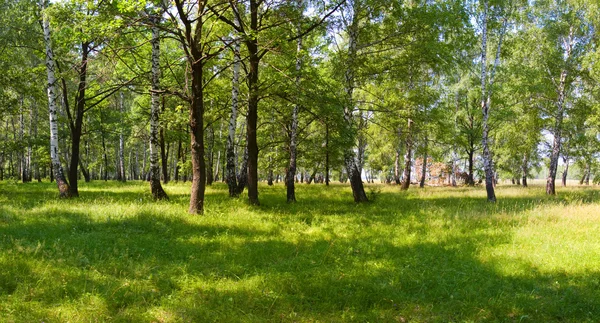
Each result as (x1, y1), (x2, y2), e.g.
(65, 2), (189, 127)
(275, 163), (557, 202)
(41, 0), (70, 197)
(148, 14), (168, 200)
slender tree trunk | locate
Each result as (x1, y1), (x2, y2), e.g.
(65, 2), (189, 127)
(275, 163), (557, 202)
(401, 119), (413, 191)
(562, 158), (569, 187)
(149, 16), (168, 200)
(286, 30), (302, 202)
(159, 97), (169, 184)
(342, 2), (368, 202)
(118, 93), (126, 182)
(79, 159), (90, 182)
(142, 142), (147, 180)
(419, 138), (428, 188)
(325, 123), (330, 186)
(585, 163), (591, 185)
(267, 164), (274, 186)
(30, 100), (39, 182)
(480, 1), (497, 202)
(546, 29), (573, 195)
(235, 147), (248, 195)
(175, 138), (182, 182)
(226, 31), (241, 197)
(20, 100), (28, 183)
(522, 153), (528, 187)
(42, 3), (70, 197)
(101, 129), (108, 181)
(206, 125), (214, 185)
(394, 149), (401, 185)
(214, 122), (222, 182)
(64, 41), (90, 197)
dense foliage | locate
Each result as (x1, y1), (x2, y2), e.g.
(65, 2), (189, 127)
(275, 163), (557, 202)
(0, 0), (599, 210)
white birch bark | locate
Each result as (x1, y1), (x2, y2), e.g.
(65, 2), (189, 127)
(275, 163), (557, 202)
(546, 27), (573, 195)
(480, 1), (507, 202)
(342, 1), (368, 202)
(149, 15), (167, 199)
(41, 1), (70, 197)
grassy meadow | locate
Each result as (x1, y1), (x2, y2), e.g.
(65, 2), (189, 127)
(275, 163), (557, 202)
(0, 180), (599, 322)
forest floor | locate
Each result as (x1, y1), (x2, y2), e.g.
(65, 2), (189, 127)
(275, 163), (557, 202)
(0, 180), (599, 322)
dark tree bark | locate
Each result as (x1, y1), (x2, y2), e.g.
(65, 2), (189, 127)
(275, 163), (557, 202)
(65, 41), (90, 197)
(244, 0), (261, 205)
(79, 159), (90, 182)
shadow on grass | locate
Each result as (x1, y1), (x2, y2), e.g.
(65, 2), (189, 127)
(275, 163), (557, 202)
(0, 204), (599, 321)
(2, 181), (600, 321)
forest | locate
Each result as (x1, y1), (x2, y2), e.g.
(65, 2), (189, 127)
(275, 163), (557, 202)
(1, 0), (600, 321)
(0, 0), (597, 211)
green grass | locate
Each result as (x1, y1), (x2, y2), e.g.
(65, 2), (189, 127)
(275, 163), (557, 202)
(1, 180), (600, 322)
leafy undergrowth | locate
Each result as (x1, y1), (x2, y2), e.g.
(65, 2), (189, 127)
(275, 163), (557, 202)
(1, 180), (599, 322)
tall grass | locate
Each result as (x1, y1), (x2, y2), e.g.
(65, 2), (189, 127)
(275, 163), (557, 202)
(1, 180), (599, 322)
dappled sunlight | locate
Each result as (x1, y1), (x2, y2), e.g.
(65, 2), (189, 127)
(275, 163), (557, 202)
(1, 181), (600, 321)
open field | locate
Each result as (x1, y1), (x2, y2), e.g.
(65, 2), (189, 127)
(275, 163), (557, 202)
(1, 181), (599, 322)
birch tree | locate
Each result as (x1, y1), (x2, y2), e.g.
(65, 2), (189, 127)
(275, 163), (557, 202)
(478, 0), (508, 202)
(41, 0), (70, 197)
(149, 14), (168, 200)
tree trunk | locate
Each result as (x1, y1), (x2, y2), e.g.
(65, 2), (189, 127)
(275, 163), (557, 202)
(286, 31), (302, 202)
(64, 41), (90, 197)
(226, 30), (241, 197)
(394, 149), (401, 185)
(522, 153), (528, 187)
(214, 123), (222, 182)
(235, 147), (248, 195)
(175, 139), (182, 182)
(584, 163), (591, 185)
(267, 165), (274, 186)
(42, 3), (70, 197)
(419, 138), (428, 188)
(245, 1), (261, 206)
(480, 0), (497, 202)
(149, 16), (168, 200)
(119, 92), (126, 182)
(79, 159), (90, 182)
(159, 98), (169, 184)
(562, 159), (569, 187)
(341, 2), (367, 202)
(401, 119), (413, 191)
(20, 100), (28, 183)
(546, 29), (573, 195)
(206, 125), (214, 185)
(325, 123), (330, 186)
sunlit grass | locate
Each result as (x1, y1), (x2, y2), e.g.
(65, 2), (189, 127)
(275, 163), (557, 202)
(1, 180), (599, 322)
